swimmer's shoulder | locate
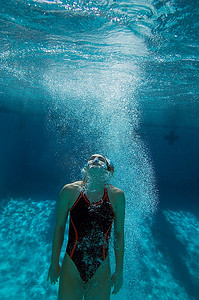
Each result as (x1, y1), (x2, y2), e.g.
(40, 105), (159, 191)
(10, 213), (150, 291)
(107, 184), (124, 196)
(61, 181), (83, 193)
(60, 181), (83, 208)
(107, 185), (125, 211)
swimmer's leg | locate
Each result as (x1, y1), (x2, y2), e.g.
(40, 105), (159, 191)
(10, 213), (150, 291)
(84, 257), (111, 300)
(58, 253), (85, 300)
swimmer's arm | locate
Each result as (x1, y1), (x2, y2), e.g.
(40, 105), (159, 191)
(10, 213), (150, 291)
(50, 186), (70, 266)
(114, 191), (125, 273)
(111, 190), (125, 294)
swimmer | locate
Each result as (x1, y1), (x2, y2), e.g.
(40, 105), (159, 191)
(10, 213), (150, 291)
(47, 154), (125, 300)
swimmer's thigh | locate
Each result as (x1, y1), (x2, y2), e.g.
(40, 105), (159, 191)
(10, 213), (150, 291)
(58, 253), (84, 300)
(84, 257), (111, 300)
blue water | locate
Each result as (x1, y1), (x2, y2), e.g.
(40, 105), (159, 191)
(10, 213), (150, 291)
(0, 0), (199, 299)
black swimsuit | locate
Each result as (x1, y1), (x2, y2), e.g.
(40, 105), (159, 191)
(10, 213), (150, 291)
(66, 188), (115, 283)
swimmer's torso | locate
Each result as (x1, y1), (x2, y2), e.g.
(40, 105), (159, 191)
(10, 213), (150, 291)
(66, 183), (115, 282)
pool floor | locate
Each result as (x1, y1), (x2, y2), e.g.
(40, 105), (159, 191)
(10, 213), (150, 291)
(0, 198), (198, 300)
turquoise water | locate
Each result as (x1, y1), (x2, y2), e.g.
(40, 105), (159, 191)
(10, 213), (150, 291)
(0, 0), (199, 299)
(1, 198), (199, 299)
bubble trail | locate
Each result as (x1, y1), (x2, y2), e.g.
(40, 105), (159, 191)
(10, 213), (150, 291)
(44, 57), (158, 298)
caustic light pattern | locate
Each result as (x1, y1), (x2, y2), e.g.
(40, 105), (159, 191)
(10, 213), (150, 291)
(0, 198), (198, 299)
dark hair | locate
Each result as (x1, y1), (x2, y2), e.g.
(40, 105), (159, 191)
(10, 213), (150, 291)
(103, 156), (114, 174)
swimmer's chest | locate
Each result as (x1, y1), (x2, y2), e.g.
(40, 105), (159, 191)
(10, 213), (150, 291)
(70, 193), (114, 232)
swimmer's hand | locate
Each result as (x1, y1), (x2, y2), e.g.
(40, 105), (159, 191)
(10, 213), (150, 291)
(111, 271), (123, 294)
(47, 263), (61, 285)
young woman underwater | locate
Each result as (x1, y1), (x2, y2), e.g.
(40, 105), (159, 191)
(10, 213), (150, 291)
(47, 154), (125, 300)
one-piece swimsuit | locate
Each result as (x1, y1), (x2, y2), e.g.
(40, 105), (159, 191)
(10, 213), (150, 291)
(66, 187), (115, 283)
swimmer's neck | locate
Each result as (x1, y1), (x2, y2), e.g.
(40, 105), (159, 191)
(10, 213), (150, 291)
(83, 176), (106, 194)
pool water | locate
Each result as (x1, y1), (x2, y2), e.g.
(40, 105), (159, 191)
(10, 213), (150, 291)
(0, 1), (198, 299)
(1, 197), (198, 299)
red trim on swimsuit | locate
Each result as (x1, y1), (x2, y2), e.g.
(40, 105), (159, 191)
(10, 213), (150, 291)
(70, 216), (78, 258)
(103, 222), (113, 260)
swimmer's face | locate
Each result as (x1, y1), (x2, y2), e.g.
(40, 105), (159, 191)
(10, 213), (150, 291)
(87, 154), (108, 170)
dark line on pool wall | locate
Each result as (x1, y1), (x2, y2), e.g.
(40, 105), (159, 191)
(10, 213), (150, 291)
(164, 130), (179, 145)
(141, 123), (199, 131)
